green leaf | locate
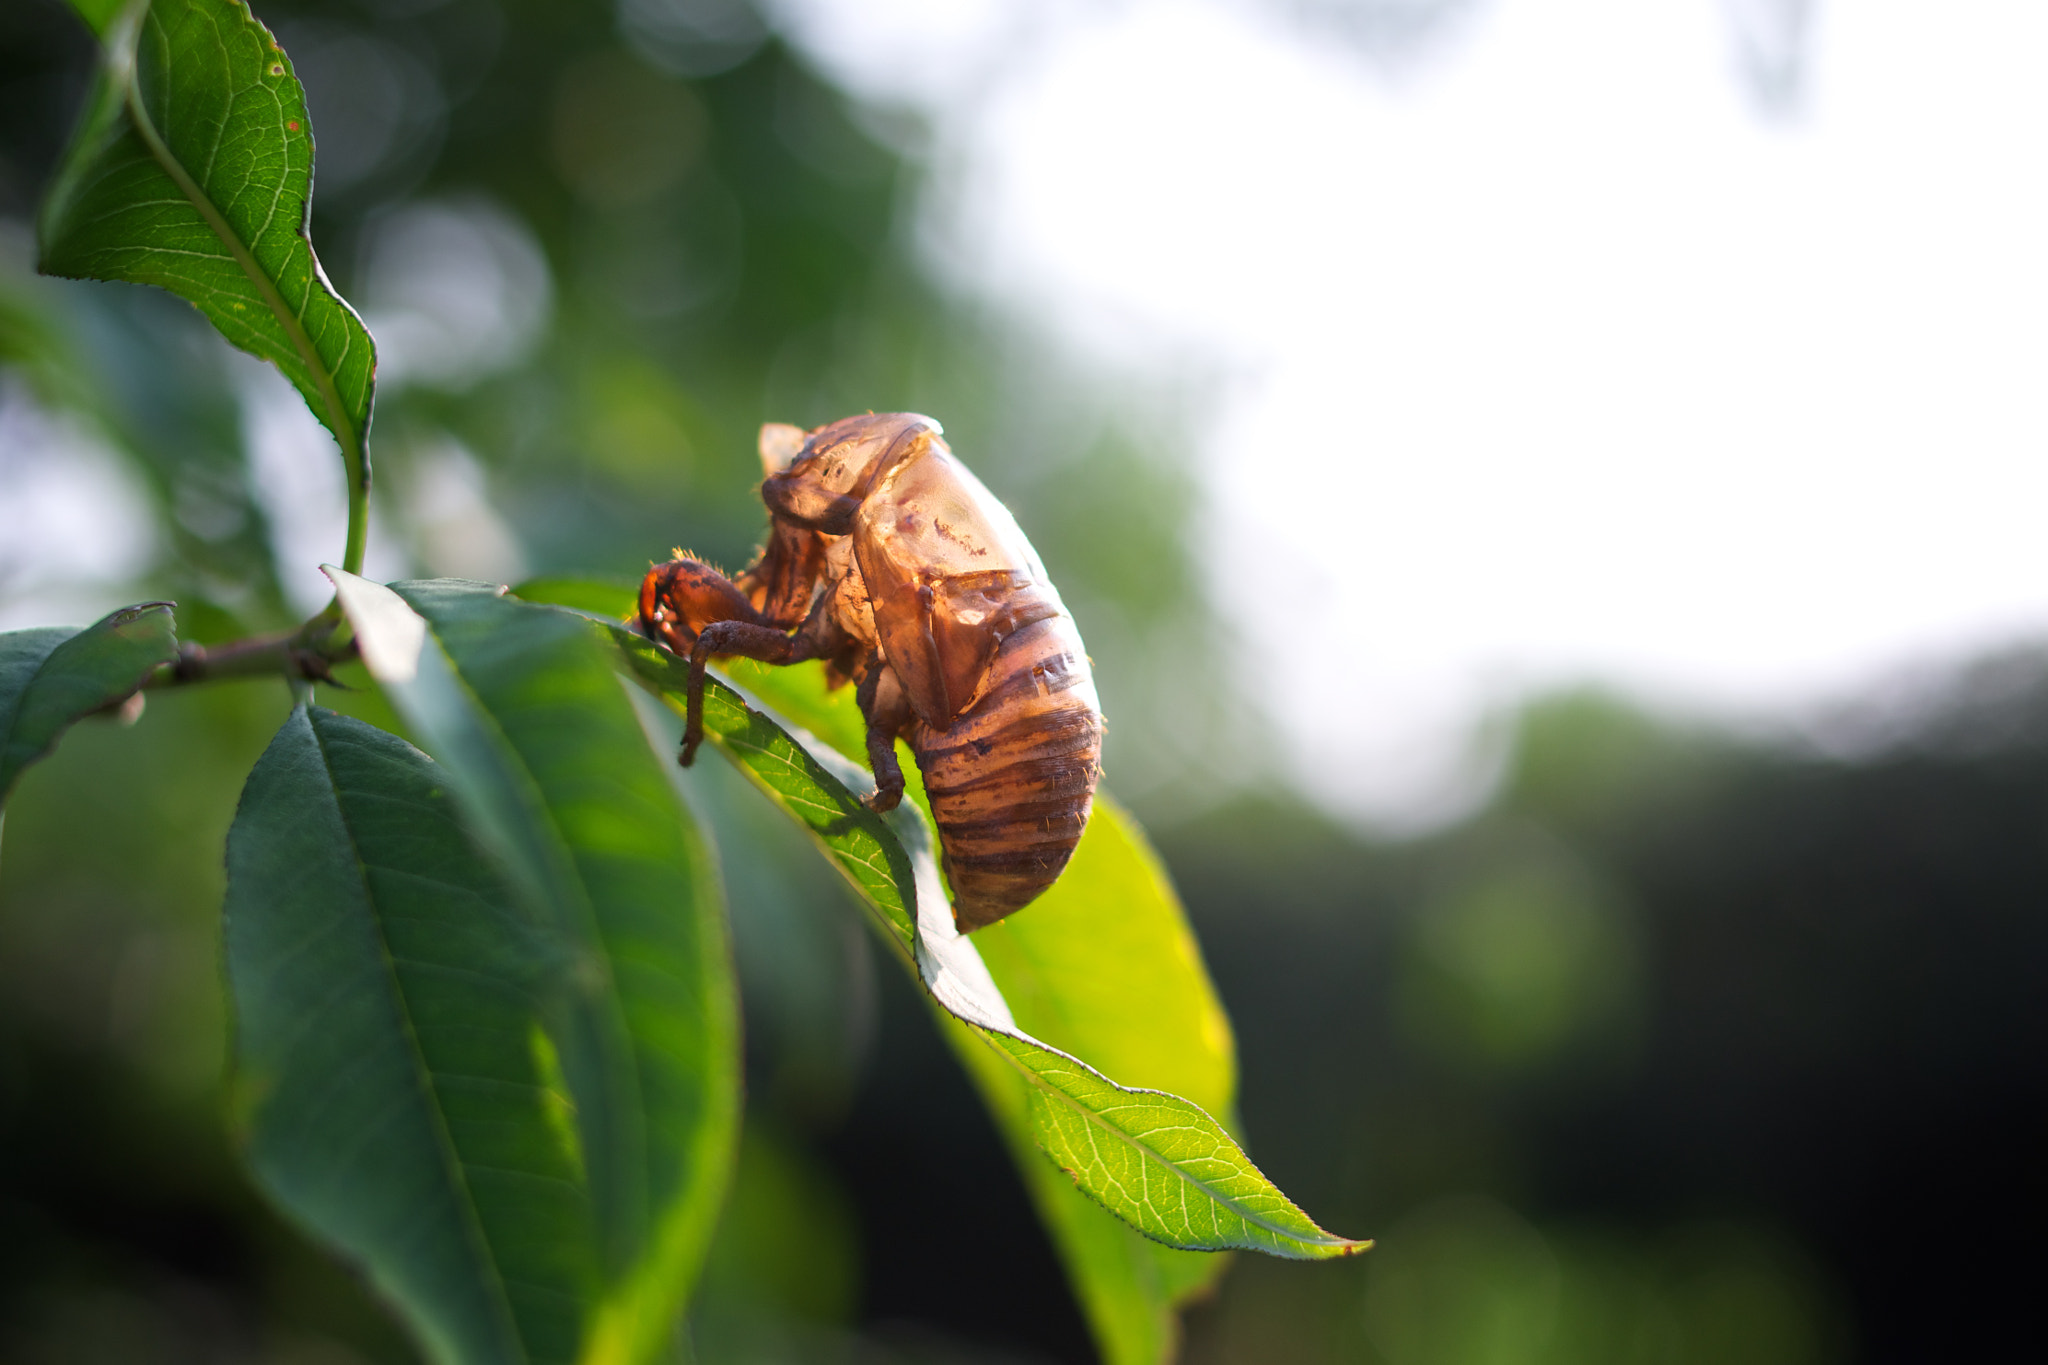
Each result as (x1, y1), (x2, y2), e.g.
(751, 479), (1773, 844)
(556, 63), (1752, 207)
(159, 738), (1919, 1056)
(511, 579), (639, 622)
(605, 629), (1366, 1281)
(227, 706), (591, 1364)
(67, 0), (129, 37)
(702, 659), (1259, 1359)
(939, 1035), (1202, 1365)
(40, 0), (374, 570)
(319, 572), (739, 1365)
(954, 803), (1242, 1360)
(707, 657), (1245, 1353)
(971, 800), (1236, 1118)
(985, 1031), (1358, 1255)
(0, 602), (177, 807)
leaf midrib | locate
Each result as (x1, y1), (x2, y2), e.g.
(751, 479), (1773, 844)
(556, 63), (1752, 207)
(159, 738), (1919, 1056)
(307, 708), (531, 1365)
(984, 1031), (1360, 1254)
(412, 602), (659, 1275)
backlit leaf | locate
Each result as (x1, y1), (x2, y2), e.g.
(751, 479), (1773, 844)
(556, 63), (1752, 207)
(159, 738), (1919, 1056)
(606, 627), (1366, 1301)
(40, 0), (374, 564)
(713, 657), (1288, 1355)
(511, 578), (639, 622)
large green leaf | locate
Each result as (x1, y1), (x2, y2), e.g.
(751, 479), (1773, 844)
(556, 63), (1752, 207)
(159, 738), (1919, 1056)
(227, 706), (592, 1364)
(951, 807), (1242, 1360)
(462, 576), (1359, 1357)
(605, 628), (1365, 1270)
(715, 657), (1241, 1362)
(40, 0), (374, 568)
(318, 572), (739, 1365)
(0, 602), (177, 807)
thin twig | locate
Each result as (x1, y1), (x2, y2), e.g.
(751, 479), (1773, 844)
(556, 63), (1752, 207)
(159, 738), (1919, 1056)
(146, 625), (356, 689)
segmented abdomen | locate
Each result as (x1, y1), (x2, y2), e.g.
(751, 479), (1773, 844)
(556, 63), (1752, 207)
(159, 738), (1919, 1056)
(912, 614), (1103, 932)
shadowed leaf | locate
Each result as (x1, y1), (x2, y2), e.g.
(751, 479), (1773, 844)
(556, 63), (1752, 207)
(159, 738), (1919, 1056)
(227, 705), (591, 1364)
(314, 572), (739, 1365)
(0, 602), (176, 807)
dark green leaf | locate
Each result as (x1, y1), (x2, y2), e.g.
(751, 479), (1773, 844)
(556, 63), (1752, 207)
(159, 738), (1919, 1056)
(40, 0), (373, 565)
(606, 627), (1367, 1277)
(0, 602), (176, 807)
(227, 705), (591, 1364)
(322, 572), (739, 1364)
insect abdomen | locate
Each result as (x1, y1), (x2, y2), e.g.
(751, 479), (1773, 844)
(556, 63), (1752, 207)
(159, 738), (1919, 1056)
(912, 614), (1103, 932)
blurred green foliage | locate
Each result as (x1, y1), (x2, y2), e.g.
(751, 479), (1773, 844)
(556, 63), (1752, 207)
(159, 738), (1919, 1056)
(3, 1), (2046, 1362)
(1167, 678), (2048, 1364)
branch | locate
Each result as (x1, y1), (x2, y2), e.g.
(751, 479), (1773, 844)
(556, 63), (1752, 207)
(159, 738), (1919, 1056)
(147, 626), (357, 689)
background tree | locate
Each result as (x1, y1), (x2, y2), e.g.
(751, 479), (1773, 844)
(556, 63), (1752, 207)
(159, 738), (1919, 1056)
(2, 2), (2043, 1363)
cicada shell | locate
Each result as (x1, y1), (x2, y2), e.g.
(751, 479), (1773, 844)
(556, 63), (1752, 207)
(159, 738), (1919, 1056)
(638, 413), (1103, 931)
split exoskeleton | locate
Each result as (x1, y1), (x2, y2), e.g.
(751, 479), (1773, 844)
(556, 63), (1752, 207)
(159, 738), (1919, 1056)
(638, 412), (1104, 932)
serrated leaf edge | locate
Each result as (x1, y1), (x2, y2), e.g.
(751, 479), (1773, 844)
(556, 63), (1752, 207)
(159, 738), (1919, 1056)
(985, 1032), (1369, 1259)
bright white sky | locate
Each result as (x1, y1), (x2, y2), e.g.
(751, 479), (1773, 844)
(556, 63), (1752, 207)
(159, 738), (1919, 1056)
(782, 0), (2048, 826)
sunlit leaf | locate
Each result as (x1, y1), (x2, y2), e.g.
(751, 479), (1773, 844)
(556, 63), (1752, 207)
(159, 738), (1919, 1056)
(606, 626), (1366, 1280)
(710, 656), (1243, 1349)
(984, 1030), (1360, 1256)
(607, 627), (975, 1002)
(0, 602), (176, 807)
(511, 578), (639, 622)
(957, 802), (1242, 1357)
(324, 572), (739, 1364)
(941, 1034), (1201, 1365)
(711, 658), (1256, 1357)
(40, 0), (374, 565)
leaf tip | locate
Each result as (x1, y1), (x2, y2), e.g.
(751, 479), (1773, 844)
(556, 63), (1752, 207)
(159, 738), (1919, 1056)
(324, 567), (426, 684)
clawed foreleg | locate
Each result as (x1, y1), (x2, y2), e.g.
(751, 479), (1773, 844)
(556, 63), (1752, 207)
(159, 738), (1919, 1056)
(681, 620), (821, 766)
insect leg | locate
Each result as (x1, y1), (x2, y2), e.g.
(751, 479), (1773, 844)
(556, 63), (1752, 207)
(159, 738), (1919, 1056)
(680, 604), (847, 766)
(855, 654), (914, 813)
(681, 621), (804, 766)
